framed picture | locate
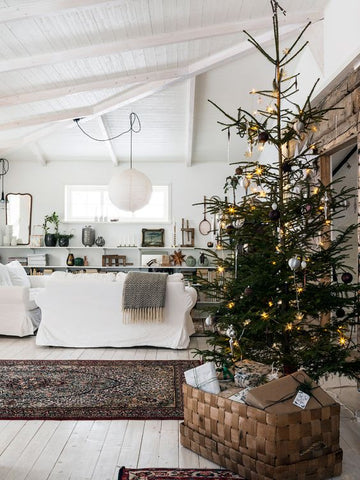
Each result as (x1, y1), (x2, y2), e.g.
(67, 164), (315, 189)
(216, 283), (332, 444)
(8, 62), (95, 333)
(141, 228), (165, 247)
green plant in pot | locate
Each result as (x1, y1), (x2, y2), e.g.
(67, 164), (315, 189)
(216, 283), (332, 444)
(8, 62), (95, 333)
(43, 212), (60, 247)
(57, 233), (74, 247)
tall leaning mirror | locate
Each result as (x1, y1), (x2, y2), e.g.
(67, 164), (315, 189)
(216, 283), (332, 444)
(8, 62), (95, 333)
(6, 193), (33, 245)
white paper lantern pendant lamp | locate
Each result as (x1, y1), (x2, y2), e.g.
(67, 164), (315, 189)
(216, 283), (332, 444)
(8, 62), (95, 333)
(108, 113), (152, 212)
(74, 112), (152, 212)
(108, 166), (152, 212)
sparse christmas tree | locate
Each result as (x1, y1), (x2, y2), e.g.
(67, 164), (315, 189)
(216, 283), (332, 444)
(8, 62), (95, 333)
(196, 0), (360, 380)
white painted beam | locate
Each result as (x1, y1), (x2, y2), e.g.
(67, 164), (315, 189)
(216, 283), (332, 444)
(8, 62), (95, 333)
(0, 13), (323, 74)
(0, 67), (183, 106)
(96, 116), (119, 165)
(92, 80), (173, 116)
(0, 0), (121, 23)
(91, 23), (304, 117)
(30, 142), (47, 166)
(0, 106), (93, 131)
(185, 77), (196, 167)
(0, 23), (304, 133)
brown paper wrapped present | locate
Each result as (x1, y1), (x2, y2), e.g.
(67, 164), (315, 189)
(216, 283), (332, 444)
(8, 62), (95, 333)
(246, 370), (335, 414)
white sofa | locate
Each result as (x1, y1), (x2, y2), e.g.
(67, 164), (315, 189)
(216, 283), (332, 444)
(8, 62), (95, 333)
(36, 271), (197, 349)
(0, 261), (45, 336)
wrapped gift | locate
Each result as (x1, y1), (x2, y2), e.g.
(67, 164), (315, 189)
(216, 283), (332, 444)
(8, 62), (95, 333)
(234, 359), (277, 388)
(246, 370), (335, 414)
(184, 361), (220, 394)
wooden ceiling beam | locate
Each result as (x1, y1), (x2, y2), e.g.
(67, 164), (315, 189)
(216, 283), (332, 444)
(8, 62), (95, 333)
(0, 23), (304, 134)
(0, 67), (183, 106)
(185, 77), (196, 167)
(0, 0), (120, 23)
(96, 116), (119, 166)
(0, 13), (322, 74)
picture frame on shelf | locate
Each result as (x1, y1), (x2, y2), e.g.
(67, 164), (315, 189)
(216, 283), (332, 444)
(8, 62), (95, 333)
(141, 228), (165, 247)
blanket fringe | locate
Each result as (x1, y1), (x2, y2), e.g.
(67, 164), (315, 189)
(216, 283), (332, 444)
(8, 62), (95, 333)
(123, 307), (165, 324)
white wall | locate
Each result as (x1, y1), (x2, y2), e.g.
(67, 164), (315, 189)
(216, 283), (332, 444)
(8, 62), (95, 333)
(323, 0), (360, 79)
(0, 159), (234, 266)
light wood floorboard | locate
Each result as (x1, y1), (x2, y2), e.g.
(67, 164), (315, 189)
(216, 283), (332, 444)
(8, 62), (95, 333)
(0, 335), (359, 479)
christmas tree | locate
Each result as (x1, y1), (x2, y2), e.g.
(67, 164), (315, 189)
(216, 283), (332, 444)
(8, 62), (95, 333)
(196, 0), (360, 380)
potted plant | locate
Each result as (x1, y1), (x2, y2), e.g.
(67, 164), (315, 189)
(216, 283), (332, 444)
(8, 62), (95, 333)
(57, 232), (74, 247)
(43, 212), (60, 247)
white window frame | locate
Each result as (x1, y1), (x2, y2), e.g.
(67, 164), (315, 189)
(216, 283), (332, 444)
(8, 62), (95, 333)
(64, 185), (170, 223)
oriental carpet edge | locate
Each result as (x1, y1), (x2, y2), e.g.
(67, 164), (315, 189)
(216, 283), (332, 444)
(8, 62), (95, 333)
(0, 359), (199, 421)
(118, 468), (244, 480)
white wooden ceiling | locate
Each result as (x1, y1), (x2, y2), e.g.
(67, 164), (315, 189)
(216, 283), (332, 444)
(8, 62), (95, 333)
(0, 0), (330, 166)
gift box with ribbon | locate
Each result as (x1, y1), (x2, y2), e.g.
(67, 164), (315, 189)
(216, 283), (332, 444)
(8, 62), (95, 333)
(184, 361), (220, 394)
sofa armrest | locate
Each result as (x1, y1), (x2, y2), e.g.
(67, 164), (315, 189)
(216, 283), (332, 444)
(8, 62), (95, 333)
(185, 286), (198, 311)
(29, 276), (48, 288)
(0, 286), (29, 304)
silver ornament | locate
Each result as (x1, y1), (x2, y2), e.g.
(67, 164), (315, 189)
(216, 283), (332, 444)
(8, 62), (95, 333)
(293, 120), (305, 134)
(226, 325), (236, 338)
(272, 203), (278, 210)
(288, 257), (301, 270)
(205, 315), (214, 327)
(301, 260), (307, 269)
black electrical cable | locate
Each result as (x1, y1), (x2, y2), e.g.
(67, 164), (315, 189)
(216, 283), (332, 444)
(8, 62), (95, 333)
(73, 112), (141, 143)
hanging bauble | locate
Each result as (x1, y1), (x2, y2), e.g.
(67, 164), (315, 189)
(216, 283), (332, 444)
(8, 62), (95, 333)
(205, 315), (214, 327)
(293, 120), (305, 134)
(240, 177), (250, 189)
(269, 209), (280, 221)
(235, 166), (243, 175)
(226, 325), (236, 338)
(258, 131), (269, 144)
(301, 260), (307, 269)
(272, 203), (278, 210)
(282, 161), (292, 173)
(335, 308), (345, 318)
(288, 257), (300, 270)
(302, 204), (312, 214)
(244, 286), (253, 296)
(226, 224), (236, 235)
(341, 272), (353, 284)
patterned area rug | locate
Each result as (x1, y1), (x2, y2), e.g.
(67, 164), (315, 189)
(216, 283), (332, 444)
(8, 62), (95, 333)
(0, 359), (199, 420)
(118, 468), (244, 480)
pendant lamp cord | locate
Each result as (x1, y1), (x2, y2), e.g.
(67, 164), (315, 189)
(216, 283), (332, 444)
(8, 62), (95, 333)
(73, 112), (141, 144)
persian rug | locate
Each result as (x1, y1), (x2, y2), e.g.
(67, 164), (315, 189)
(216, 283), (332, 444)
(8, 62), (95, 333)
(118, 468), (244, 480)
(0, 359), (199, 420)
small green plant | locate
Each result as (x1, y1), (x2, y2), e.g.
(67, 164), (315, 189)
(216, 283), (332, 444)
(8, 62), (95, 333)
(57, 232), (73, 240)
(43, 212), (60, 234)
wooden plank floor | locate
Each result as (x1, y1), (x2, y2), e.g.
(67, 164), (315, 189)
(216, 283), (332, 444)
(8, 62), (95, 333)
(0, 335), (359, 480)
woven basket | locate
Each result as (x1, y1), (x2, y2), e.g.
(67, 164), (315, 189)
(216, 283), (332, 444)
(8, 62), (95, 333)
(180, 384), (342, 480)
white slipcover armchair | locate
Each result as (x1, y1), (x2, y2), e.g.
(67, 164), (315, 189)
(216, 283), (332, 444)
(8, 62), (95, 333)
(0, 262), (45, 336)
(36, 271), (197, 349)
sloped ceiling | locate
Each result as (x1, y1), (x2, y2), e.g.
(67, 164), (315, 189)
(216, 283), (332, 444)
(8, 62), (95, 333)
(0, 0), (329, 166)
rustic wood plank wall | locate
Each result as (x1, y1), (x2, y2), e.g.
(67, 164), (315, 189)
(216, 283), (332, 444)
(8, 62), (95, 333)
(312, 69), (360, 355)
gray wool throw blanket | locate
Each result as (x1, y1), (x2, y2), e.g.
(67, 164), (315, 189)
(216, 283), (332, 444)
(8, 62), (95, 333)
(122, 272), (168, 323)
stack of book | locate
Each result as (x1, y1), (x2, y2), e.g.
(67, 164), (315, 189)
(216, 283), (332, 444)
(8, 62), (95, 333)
(27, 254), (48, 267)
(8, 256), (28, 266)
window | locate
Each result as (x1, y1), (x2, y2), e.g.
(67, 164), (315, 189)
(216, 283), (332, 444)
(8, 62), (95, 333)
(64, 185), (169, 223)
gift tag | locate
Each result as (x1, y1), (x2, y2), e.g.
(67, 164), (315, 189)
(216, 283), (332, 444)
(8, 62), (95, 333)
(293, 390), (310, 409)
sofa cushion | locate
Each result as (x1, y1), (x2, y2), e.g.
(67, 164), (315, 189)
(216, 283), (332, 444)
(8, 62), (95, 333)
(116, 272), (184, 283)
(49, 271), (116, 282)
(6, 261), (31, 288)
(0, 263), (12, 286)
(168, 273), (184, 282)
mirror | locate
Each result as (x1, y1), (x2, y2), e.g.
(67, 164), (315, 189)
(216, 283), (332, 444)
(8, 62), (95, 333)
(5, 193), (32, 245)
